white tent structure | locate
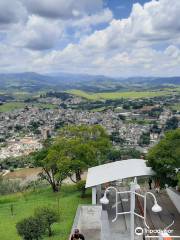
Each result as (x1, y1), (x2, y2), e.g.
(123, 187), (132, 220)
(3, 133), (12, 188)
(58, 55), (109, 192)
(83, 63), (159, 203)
(86, 159), (154, 204)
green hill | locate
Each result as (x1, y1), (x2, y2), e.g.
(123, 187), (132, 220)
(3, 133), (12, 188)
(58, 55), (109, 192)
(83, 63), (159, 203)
(0, 185), (91, 240)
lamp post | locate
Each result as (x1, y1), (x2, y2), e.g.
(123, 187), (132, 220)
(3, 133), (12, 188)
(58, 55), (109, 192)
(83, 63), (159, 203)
(100, 178), (162, 240)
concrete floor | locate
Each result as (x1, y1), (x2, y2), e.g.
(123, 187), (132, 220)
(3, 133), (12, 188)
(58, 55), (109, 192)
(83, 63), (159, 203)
(102, 184), (180, 240)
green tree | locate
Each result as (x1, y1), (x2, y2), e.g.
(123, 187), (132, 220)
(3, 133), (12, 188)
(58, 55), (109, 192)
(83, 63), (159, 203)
(34, 207), (59, 237)
(58, 125), (111, 182)
(147, 129), (180, 187)
(34, 125), (111, 192)
(108, 148), (121, 162)
(34, 143), (72, 192)
(121, 148), (141, 159)
(139, 132), (150, 146)
(76, 180), (87, 198)
(177, 173), (180, 188)
(16, 216), (46, 240)
(165, 116), (179, 131)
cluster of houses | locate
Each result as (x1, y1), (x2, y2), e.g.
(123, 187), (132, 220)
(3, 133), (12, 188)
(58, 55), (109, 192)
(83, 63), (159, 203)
(0, 137), (42, 159)
(0, 95), (179, 160)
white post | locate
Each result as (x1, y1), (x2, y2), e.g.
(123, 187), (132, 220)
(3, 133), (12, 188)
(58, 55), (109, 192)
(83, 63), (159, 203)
(130, 182), (135, 240)
(92, 187), (97, 205)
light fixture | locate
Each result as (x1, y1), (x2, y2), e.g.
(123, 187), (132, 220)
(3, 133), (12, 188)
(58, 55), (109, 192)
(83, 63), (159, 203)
(135, 183), (141, 191)
(152, 201), (162, 213)
(134, 177), (141, 191)
(100, 193), (109, 205)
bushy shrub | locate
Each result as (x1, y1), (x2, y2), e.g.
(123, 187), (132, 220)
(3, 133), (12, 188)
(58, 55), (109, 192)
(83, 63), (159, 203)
(0, 177), (23, 195)
(35, 207), (59, 237)
(16, 207), (59, 239)
(77, 180), (86, 198)
(16, 216), (46, 240)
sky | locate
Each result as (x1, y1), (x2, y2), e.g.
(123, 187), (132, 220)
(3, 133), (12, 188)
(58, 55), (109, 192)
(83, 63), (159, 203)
(0, 0), (180, 77)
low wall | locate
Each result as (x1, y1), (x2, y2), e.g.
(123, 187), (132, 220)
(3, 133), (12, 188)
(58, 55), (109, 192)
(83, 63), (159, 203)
(70, 205), (102, 240)
(166, 187), (180, 213)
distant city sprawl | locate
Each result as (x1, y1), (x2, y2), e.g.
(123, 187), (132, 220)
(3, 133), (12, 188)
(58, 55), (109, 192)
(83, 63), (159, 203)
(0, 92), (179, 161)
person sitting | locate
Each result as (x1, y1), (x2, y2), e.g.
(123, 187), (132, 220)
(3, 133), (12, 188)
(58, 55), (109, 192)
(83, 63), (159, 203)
(71, 229), (85, 240)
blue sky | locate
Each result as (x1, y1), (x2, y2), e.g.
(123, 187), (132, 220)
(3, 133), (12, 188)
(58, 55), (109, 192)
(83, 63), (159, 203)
(0, 0), (180, 76)
(106, 0), (150, 19)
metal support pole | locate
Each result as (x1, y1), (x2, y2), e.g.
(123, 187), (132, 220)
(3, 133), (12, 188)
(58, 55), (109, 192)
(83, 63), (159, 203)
(92, 186), (97, 204)
(130, 182), (135, 240)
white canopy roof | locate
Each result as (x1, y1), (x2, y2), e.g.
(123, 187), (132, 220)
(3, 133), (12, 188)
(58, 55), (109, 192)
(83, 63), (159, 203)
(86, 159), (154, 188)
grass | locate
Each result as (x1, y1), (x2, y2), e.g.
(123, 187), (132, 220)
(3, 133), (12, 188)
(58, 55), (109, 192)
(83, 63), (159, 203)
(0, 185), (91, 240)
(68, 89), (175, 100)
(0, 102), (57, 112)
(5, 168), (42, 180)
(0, 102), (26, 112)
(171, 103), (180, 111)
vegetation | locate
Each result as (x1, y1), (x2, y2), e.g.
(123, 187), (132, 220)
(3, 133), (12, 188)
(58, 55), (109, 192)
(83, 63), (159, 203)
(170, 103), (180, 112)
(34, 125), (111, 192)
(16, 216), (46, 240)
(0, 185), (91, 240)
(0, 155), (34, 170)
(108, 149), (122, 162)
(139, 132), (150, 146)
(76, 180), (86, 198)
(42, 92), (72, 100)
(147, 129), (180, 187)
(0, 102), (57, 113)
(121, 148), (142, 159)
(165, 116), (179, 131)
(0, 102), (26, 112)
(0, 177), (23, 195)
(68, 89), (173, 100)
(34, 207), (59, 237)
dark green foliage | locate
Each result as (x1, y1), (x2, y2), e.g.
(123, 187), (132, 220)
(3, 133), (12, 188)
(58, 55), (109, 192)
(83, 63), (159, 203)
(15, 124), (23, 131)
(147, 129), (180, 187)
(34, 207), (59, 237)
(139, 132), (150, 146)
(165, 116), (179, 131)
(0, 155), (33, 170)
(118, 114), (126, 121)
(150, 124), (161, 134)
(123, 103), (131, 110)
(43, 91), (72, 100)
(121, 148), (141, 159)
(57, 125), (111, 182)
(76, 180), (86, 198)
(16, 216), (46, 240)
(110, 132), (125, 144)
(34, 124), (111, 192)
(108, 149), (121, 162)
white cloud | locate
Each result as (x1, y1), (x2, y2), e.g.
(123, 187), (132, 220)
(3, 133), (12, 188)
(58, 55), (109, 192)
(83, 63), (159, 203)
(25, 0), (103, 19)
(0, 0), (180, 76)
(9, 16), (63, 50)
(70, 9), (113, 28)
(80, 0), (180, 54)
(0, 0), (27, 27)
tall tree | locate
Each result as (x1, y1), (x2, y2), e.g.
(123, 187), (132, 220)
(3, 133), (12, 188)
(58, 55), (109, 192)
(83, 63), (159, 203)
(34, 142), (72, 192)
(34, 125), (111, 191)
(147, 129), (180, 187)
(57, 125), (111, 182)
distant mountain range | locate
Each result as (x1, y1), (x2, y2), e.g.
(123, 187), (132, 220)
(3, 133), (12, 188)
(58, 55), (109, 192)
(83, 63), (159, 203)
(0, 72), (180, 93)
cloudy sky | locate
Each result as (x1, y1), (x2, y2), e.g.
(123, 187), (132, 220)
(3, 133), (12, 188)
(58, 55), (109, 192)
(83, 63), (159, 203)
(0, 0), (180, 76)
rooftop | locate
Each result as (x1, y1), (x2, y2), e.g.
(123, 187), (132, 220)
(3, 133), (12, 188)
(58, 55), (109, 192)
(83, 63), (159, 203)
(86, 159), (154, 188)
